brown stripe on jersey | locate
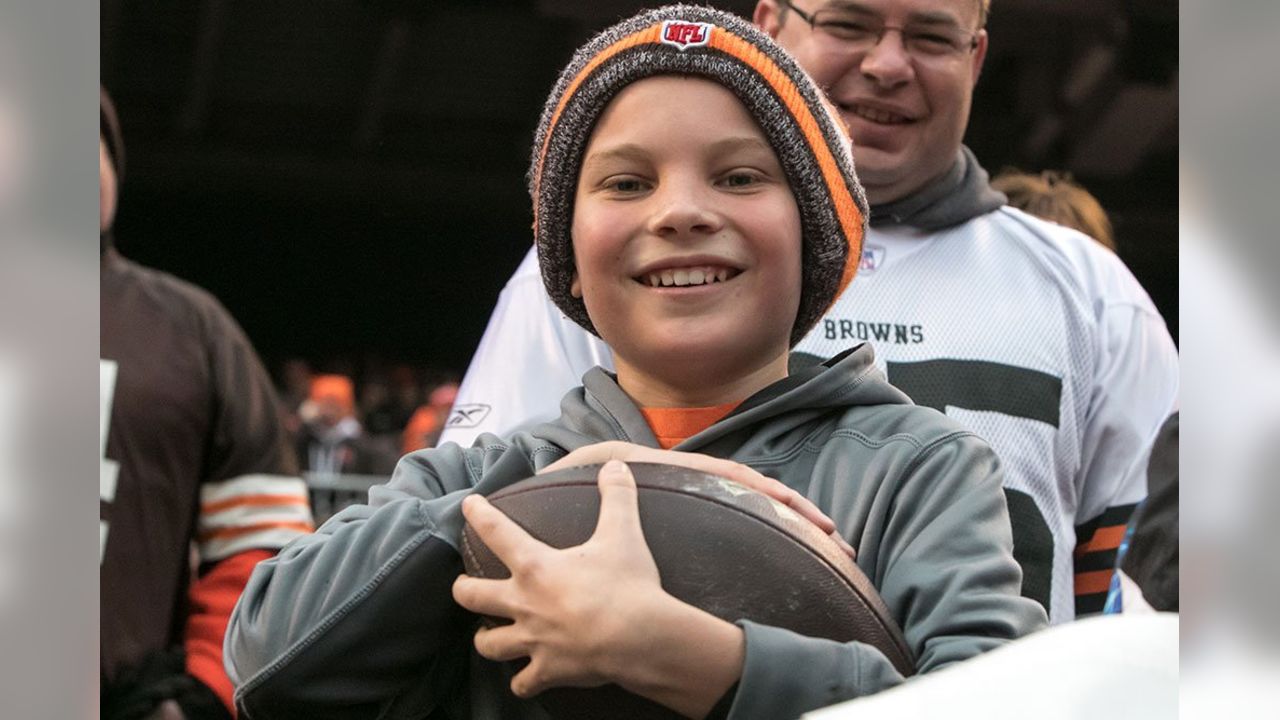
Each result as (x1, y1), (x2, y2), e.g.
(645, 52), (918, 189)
(1074, 503), (1138, 544)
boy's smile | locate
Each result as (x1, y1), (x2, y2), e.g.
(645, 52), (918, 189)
(569, 75), (803, 407)
(633, 260), (742, 289)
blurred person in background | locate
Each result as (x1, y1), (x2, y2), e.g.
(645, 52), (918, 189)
(296, 374), (397, 476)
(400, 381), (459, 455)
(387, 364), (424, 431)
(356, 374), (399, 437)
(1179, 193), (1280, 659)
(355, 373), (405, 468)
(1179, 6), (1280, 699)
(274, 358), (313, 438)
(99, 88), (314, 719)
(296, 374), (361, 475)
(991, 169), (1116, 251)
(1157, 173), (1277, 714)
(441, 0), (1179, 625)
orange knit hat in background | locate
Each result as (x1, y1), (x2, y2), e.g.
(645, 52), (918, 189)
(309, 374), (355, 415)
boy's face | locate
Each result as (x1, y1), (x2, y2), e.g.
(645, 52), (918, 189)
(570, 76), (802, 402)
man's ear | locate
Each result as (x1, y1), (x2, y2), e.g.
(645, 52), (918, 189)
(753, 1), (785, 39)
(971, 29), (990, 86)
(100, 137), (117, 234)
(570, 274), (583, 298)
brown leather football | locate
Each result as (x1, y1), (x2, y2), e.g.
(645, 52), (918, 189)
(460, 462), (914, 719)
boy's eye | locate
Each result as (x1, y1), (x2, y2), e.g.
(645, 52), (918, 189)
(605, 177), (648, 193)
(719, 171), (763, 189)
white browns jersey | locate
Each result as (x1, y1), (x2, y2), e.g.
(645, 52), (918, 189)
(440, 208), (1179, 624)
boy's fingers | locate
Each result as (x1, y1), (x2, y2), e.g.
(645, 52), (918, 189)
(540, 441), (629, 474)
(721, 471), (837, 534)
(462, 494), (545, 569)
(537, 443), (837, 535)
(511, 660), (548, 699)
(830, 531), (857, 561)
(782, 491), (837, 535)
(593, 460), (643, 540)
(451, 574), (516, 618)
(472, 624), (531, 662)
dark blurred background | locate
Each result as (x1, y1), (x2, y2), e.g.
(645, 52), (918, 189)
(100, 0), (1178, 379)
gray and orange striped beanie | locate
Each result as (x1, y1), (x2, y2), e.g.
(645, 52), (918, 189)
(530, 3), (867, 346)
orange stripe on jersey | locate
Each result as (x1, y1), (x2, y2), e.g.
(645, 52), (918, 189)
(197, 520), (314, 542)
(1074, 569), (1113, 596)
(1074, 524), (1127, 558)
(201, 494), (311, 514)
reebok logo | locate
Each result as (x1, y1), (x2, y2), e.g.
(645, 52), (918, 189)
(661, 21), (712, 50)
(447, 404), (492, 429)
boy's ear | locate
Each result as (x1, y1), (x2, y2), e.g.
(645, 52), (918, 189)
(570, 274), (583, 298)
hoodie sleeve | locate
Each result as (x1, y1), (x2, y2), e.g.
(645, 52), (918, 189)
(725, 432), (1048, 720)
(224, 443), (540, 719)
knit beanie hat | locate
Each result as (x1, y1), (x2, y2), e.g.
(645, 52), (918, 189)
(530, 4), (867, 346)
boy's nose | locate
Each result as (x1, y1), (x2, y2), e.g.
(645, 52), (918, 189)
(646, 182), (723, 238)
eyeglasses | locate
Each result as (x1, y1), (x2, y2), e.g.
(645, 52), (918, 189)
(779, 0), (980, 60)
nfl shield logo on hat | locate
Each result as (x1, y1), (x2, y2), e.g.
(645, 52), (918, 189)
(661, 21), (713, 50)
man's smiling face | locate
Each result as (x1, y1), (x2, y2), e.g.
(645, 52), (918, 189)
(757, 0), (988, 205)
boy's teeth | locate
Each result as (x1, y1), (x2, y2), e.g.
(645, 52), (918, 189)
(643, 266), (734, 287)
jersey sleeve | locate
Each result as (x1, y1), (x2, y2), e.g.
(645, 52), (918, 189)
(439, 248), (613, 447)
(196, 301), (313, 562)
(185, 549), (274, 715)
(1072, 253), (1179, 615)
(190, 299), (314, 713)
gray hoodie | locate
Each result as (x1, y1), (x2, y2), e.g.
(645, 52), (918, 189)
(226, 344), (1047, 719)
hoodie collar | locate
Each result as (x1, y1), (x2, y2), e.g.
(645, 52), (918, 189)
(869, 146), (1006, 232)
(538, 344), (911, 454)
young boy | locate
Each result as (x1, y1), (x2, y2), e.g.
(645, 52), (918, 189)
(225, 6), (1046, 719)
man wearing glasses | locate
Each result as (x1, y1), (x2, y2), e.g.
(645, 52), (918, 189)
(441, 0), (1179, 626)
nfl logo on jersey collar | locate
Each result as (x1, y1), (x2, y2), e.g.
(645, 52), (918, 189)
(660, 20), (713, 50)
(860, 245), (887, 274)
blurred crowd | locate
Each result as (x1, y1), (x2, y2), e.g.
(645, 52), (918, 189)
(273, 357), (459, 477)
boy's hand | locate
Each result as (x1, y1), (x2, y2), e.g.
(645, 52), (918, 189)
(541, 441), (855, 560)
(452, 460), (668, 697)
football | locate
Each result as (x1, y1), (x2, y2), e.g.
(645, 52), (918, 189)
(460, 462), (915, 720)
